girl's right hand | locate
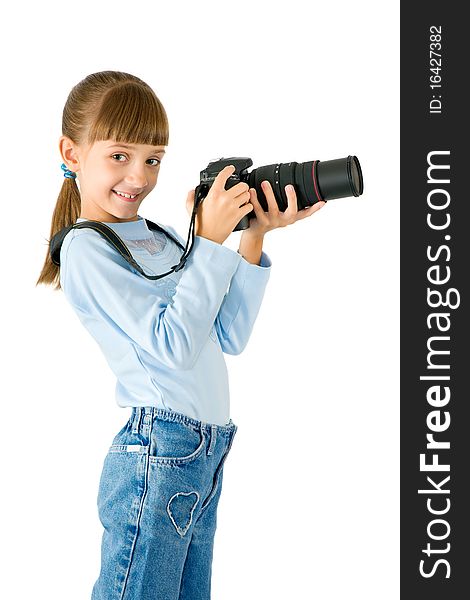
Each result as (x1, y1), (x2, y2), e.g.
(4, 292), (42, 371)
(186, 165), (254, 245)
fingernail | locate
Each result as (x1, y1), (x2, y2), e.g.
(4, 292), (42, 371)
(287, 185), (294, 192)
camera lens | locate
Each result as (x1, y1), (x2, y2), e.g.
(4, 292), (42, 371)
(315, 155), (364, 201)
(348, 155), (363, 197)
(245, 155), (364, 212)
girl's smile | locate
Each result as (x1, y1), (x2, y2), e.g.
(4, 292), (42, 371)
(112, 189), (142, 202)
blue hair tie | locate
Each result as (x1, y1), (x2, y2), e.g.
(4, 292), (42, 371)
(61, 163), (77, 179)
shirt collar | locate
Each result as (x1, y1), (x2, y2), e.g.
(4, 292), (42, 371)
(75, 214), (153, 240)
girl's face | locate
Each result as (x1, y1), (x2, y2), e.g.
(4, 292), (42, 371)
(60, 138), (166, 223)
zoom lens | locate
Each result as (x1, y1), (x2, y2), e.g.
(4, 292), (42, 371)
(244, 155), (364, 212)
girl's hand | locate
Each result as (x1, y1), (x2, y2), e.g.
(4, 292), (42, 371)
(247, 181), (326, 236)
(185, 166), (253, 244)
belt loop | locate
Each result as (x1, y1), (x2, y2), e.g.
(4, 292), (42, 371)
(141, 407), (152, 436)
(207, 424), (217, 455)
(132, 407), (142, 434)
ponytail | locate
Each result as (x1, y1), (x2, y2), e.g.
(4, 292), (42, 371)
(36, 175), (81, 290)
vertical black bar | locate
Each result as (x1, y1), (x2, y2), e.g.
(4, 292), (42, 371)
(401, 3), (469, 598)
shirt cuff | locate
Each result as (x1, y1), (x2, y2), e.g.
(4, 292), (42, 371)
(237, 249), (272, 269)
(188, 235), (241, 274)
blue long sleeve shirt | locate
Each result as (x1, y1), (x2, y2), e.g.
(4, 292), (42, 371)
(59, 215), (271, 425)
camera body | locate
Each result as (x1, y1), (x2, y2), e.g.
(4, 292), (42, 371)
(195, 157), (254, 231)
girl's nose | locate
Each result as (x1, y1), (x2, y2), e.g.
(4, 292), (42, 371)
(125, 167), (149, 189)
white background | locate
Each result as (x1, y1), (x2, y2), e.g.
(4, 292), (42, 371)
(2, 1), (399, 598)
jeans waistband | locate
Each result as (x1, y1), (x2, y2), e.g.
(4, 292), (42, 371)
(130, 407), (237, 438)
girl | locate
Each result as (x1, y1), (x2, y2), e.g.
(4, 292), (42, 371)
(36, 70), (325, 600)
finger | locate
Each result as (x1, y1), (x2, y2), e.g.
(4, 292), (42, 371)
(248, 188), (266, 218)
(248, 187), (260, 206)
(238, 188), (251, 207)
(231, 180), (250, 197)
(213, 164), (237, 193)
(283, 184), (299, 219)
(261, 181), (280, 215)
(295, 201), (326, 221)
(241, 201), (254, 217)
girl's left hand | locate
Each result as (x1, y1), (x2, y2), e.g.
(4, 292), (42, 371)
(246, 180), (326, 236)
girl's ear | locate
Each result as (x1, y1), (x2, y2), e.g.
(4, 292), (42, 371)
(59, 135), (81, 173)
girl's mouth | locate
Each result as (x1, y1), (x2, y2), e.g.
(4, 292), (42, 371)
(112, 190), (141, 202)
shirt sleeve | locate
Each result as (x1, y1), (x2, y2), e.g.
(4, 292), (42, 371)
(60, 227), (241, 370)
(164, 225), (272, 356)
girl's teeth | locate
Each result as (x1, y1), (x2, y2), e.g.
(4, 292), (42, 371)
(114, 190), (137, 199)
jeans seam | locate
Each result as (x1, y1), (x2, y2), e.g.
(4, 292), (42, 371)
(119, 453), (151, 600)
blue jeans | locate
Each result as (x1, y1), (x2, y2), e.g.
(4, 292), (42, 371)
(91, 407), (238, 600)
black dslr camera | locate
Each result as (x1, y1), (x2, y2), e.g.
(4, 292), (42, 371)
(194, 155), (364, 231)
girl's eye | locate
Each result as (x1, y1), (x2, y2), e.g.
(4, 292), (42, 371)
(111, 154), (160, 166)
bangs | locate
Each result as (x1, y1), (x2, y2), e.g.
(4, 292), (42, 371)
(86, 81), (169, 148)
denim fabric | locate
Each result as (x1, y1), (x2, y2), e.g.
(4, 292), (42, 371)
(91, 407), (238, 600)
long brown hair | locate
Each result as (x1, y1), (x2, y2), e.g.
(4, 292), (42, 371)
(36, 70), (169, 291)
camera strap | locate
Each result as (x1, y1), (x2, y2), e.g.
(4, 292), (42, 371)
(49, 187), (208, 280)
(49, 216), (196, 281)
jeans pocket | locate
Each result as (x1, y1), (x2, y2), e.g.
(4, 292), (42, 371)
(150, 419), (206, 465)
(108, 416), (149, 454)
(96, 446), (148, 534)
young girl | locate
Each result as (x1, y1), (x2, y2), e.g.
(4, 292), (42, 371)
(36, 70), (325, 600)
